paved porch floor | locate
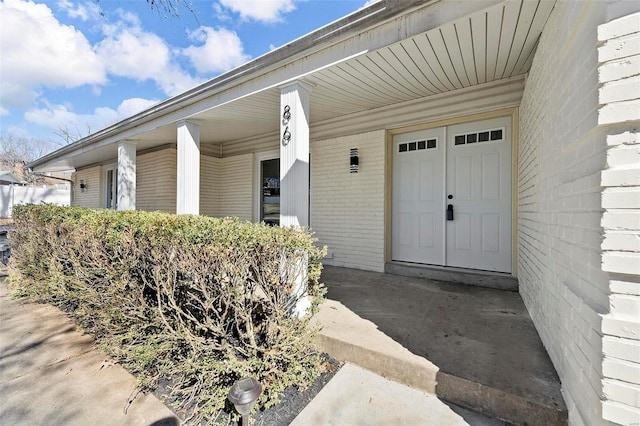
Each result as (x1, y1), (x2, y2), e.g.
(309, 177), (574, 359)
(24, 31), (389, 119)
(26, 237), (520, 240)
(315, 265), (567, 425)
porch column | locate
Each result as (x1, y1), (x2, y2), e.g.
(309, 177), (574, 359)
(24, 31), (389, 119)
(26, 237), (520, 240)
(280, 81), (312, 318)
(280, 81), (312, 228)
(176, 120), (200, 215)
(117, 141), (136, 210)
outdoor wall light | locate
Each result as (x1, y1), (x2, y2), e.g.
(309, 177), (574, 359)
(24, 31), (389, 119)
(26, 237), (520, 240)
(79, 180), (86, 192)
(228, 377), (262, 426)
(350, 148), (359, 173)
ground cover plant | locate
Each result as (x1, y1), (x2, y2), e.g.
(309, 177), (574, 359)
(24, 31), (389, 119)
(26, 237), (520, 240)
(8, 205), (327, 424)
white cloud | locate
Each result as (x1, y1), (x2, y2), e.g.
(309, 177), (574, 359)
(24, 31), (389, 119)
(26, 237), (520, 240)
(0, 0), (106, 112)
(96, 25), (171, 81)
(94, 10), (202, 96)
(182, 27), (251, 75)
(24, 97), (160, 139)
(56, 0), (102, 21)
(217, 0), (296, 23)
(114, 98), (160, 118)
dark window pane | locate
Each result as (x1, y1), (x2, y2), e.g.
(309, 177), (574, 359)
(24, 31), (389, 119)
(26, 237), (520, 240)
(478, 131), (490, 142)
(491, 129), (503, 140)
(417, 140), (426, 150)
(399, 143), (407, 152)
(427, 139), (436, 149)
(454, 135), (465, 145)
(467, 133), (477, 144)
(408, 142), (417, 151)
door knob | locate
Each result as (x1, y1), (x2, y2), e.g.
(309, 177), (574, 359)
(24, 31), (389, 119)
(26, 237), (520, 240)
(447, 204), (454, 221)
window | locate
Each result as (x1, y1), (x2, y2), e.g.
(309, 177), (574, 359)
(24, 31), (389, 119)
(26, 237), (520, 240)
(105, 167), (118, 209)
(453, 127), (505, 146)
(398, 138), (437, 153)
(260, 158), (280, 226)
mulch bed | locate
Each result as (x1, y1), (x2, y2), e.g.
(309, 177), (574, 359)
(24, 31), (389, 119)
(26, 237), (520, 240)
(154, 354), (342, 426)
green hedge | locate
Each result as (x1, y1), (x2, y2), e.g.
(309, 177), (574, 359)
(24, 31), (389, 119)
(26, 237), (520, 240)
(8, 204), (327, 423)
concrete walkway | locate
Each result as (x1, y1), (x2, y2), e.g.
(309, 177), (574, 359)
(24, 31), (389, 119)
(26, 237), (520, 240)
(291, 363), (505, 425)
(0, 272), (179, 426)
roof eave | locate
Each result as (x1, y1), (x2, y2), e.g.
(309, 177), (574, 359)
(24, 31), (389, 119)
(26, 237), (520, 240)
(28, 0), (436, 170)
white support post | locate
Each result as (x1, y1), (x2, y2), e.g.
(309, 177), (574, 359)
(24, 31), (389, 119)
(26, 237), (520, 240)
(279, 81), (312, 318)
(117, 141), (136, 211)
(176, 120), (200, 215)
(280, 81), (312, 228)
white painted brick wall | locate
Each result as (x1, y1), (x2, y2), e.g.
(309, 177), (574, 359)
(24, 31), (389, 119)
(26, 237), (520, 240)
(518, 2), (639, 425)
(72, 166), (102, 208)
(310, 130), (385, 272)
(217, 154), (253, 221)
(200, 154), (221, 217)
(598, 9), (640, 425)
(137, 148), (177, 213)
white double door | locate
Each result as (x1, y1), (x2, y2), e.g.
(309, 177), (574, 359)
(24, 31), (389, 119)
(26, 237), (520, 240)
(392, 116), (512, 273)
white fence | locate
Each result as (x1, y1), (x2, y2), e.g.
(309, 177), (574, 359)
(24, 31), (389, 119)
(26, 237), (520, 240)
(0, 185), (71, 217)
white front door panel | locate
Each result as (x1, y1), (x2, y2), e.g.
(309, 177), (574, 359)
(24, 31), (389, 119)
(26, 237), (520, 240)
(446, 117), (512, 272)
(392, 127), (445, 264)
(392, 116), (512, 273)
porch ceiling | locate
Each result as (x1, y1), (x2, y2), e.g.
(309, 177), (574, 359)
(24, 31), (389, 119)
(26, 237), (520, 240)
(34, 0), (554, 171)
(185, 0), (554, 150)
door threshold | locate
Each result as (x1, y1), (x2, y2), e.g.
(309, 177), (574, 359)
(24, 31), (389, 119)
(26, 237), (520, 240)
(384, 261), (518, 292)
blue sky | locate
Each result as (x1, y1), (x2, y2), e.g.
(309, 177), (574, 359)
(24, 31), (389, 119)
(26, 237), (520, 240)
(0, 0), (375, 151)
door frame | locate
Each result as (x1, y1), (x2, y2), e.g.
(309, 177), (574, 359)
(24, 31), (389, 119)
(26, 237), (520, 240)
(103, 163), (118, 210)
(253, 149), (280, 223)
(384, 107), (519, 276)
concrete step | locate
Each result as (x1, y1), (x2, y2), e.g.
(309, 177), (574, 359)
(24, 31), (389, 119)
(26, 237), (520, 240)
(385, 261), (519, 291)
(314, 266), (568, 426)
(315, 300), (567, 425)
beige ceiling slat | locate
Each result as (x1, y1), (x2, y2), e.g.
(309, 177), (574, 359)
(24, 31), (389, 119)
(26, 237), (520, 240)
(439, 24), (471, 87)
(387, 43), (442, 94)
(494, 0), (521, 80)
(411, 35), (457, 91)
(309, 70), (380, 107)
(401, 39), (450, 92)
(453, 18), (478, 86)
(503, 0), (540, 77)
(311, 90), (373, 115)
(342, 60), (412, 102)
(309, 82), (372, 113)
(426, 29), (464, 89)
(374, 49), (433, 97)
(513, 0), (555, 75)
(485, 4), (504, 81)
(310, 70), (392, 108)
(309, 97), (356, 121)
(471, 12), (488, 84)
(354, 55), (421, 98)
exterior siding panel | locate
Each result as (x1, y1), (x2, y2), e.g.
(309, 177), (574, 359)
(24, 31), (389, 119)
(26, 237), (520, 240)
(137, 148), (177, 213)
(218, 154), (253, 221)
(201, 154), (221, 217)
(311, 130), (386, 272)
(72, 166), (102, 208)
(519, 3), (639, 425)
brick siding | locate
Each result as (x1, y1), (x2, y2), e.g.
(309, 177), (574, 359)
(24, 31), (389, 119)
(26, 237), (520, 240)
(311, 131), (386, 272)
(598, 10), (640, 426)
(519, 2), (639, 425)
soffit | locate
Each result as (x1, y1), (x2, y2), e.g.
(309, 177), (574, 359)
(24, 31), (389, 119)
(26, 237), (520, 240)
(186, 0), (554, 146)
(34, 0), (554, 171)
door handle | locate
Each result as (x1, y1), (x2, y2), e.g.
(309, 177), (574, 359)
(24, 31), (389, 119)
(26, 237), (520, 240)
(447, 204), (454, 221)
